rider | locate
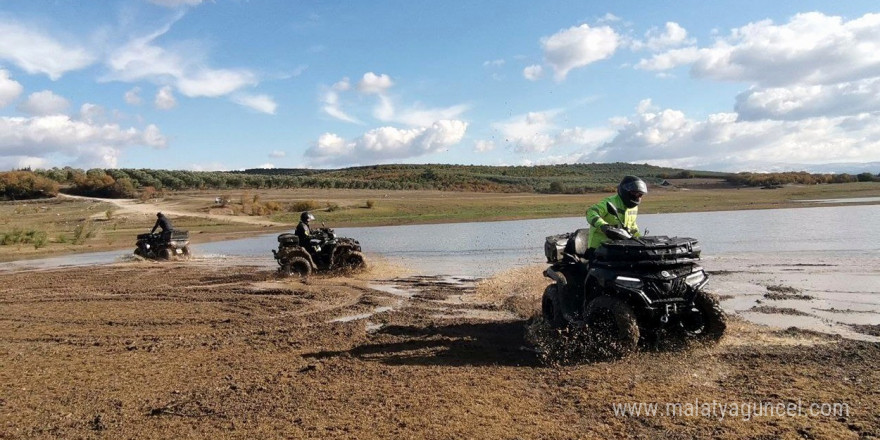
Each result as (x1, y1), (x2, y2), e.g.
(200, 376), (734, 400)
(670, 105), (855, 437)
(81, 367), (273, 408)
(585, 176), (647, 253)
(151, 212), (174, 241)
(295, 211), (316, 253)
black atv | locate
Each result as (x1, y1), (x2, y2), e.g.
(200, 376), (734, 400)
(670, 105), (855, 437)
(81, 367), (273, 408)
(134, 230), (191, 260)
(541, 203), (725, 357)
(272, 224), (366, 277)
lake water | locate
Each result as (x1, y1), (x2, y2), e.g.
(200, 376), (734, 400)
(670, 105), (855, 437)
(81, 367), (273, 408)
(3, 204), (879, 277)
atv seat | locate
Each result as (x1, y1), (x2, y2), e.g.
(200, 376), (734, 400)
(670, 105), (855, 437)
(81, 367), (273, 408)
(563, 228), (590, 260)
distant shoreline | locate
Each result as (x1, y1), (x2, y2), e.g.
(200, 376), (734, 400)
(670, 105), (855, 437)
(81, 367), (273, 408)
(0, 182), (878, 263)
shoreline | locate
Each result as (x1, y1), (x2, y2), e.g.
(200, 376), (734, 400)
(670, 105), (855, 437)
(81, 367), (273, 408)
(2, 191), (879, 264)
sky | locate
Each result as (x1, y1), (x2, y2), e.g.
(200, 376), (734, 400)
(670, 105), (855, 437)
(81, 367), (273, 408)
(1, 0), (879, 173)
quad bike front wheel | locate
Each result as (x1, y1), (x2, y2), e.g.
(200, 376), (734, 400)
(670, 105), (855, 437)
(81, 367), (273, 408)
(281, 257), (312, 278)
(339, 251), (366, 271)
(585, 295), (640, 358)
(541, 284), (565, 329)
(679, 290), (726, 343)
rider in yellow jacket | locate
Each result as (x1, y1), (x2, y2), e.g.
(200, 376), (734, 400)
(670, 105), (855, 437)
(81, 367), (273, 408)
(586, 176), (648, 250)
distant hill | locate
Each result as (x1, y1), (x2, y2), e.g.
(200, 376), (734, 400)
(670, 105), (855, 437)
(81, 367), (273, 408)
(234, 163), (727, 193)
(26, 163), (875, 197)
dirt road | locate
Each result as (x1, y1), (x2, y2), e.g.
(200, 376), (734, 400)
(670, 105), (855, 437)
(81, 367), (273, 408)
(59, 193), (287, 227)
(0, 261), (877, 439)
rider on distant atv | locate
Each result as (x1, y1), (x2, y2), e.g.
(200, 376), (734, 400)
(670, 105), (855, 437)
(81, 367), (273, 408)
(585, 176), (647, 253)
(295, 211), (317, 253)
(151, 212), (174, 240)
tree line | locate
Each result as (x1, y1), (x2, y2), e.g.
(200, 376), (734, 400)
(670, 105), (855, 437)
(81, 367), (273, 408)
(1, 164), (876, 200)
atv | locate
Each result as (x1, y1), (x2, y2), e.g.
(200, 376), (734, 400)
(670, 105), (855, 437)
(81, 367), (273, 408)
(134, 230), (191, 260)
(541, 202), (725, 358)
(272, 224), (366, 277)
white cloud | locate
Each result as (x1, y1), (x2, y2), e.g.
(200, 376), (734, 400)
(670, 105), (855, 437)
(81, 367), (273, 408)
(17, 90), (70, 116)
(305, 120), (468, 166)
(155, 86), (176, 110)
(630, 22), (693, 52)
(0, 20), (95, 80)
(0, 70), (23, 108)
(628, 11), (880, 164)
(483, 59), (505, 67)
(493, 110), (614, 153)
(0, 115), (167, 168)
(597, 13), (621, 24)
(176, 69), (257, 97)
(0, 155), (48, 171)
(580, 101), (880, 171)
(190, 162), (227, 171)
(636, 12), (880, 88)
(256, 163), (275, 169)
(147, 0), (206, 7)
(474, 140), (496, 153)
(523, 65), (544, 81)
(373, 95), (469, 128)
(635, 47), (701, 71)
(104, 20), (258, 99)
(142, 124), (168, 148)
(124, 87), (143, 105)
(541, 24), (620, 81)
(269, 150), (286, 158)
(357, 72), (394, 94)
(232, 94), (277, 115)
(735, 78), (880, 121)
(79, 103), (106, 124)
(321, 78), (361, 124)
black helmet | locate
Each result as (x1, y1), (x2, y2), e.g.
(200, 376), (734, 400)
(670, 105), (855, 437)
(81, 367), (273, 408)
(618, 176), (648, 208)
(300, 211), (315, 223)
(157, 212), (163, 217)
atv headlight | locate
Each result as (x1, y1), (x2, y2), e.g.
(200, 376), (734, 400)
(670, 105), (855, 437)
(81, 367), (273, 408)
(615, 276), (643, 289)
(685, 270), (707, 287)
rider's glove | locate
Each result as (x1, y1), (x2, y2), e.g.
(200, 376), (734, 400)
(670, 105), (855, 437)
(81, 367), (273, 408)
(599, 224), (611, 233)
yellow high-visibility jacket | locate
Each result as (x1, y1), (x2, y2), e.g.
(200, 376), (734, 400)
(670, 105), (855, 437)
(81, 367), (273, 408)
(585, 194), (640, 249)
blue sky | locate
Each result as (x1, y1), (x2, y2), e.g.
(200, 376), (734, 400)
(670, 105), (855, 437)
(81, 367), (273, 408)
(1, 0), (879, 173)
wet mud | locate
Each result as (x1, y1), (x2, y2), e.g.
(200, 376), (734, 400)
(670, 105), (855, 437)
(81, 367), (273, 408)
(1, 260), (878, 438)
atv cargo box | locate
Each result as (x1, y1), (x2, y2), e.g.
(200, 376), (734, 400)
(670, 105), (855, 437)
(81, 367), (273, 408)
(170, 230), (189, 240)
(277, 233), (299, 246)
(594, 236), (700, 265)
(544, 232), (572, 262)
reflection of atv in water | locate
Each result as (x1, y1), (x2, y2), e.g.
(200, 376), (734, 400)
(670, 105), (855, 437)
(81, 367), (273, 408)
(541, 203), (725, 358)
(134, 230), (191, 260)
(272, 225), (366, 277)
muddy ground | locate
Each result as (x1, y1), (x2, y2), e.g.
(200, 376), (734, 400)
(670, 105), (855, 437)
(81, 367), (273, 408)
(1, 261), (878, 439)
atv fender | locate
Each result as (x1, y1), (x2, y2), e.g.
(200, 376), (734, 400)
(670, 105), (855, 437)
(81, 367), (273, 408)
(277, 247), (318, 270)
(330, 244), (358, 263)
(585, 268), (654, 310)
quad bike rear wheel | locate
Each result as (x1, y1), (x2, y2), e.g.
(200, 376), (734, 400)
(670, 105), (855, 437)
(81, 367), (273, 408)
(679, 290), (726, 343)
(585, 295), (639, 358)
(181, 245), (191, 260)
(541, 284), (565, 329)
(281, 257), (311, 278)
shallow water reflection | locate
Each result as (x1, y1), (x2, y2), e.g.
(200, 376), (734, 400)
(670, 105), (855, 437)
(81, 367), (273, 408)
(3, 204), (879, 278)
